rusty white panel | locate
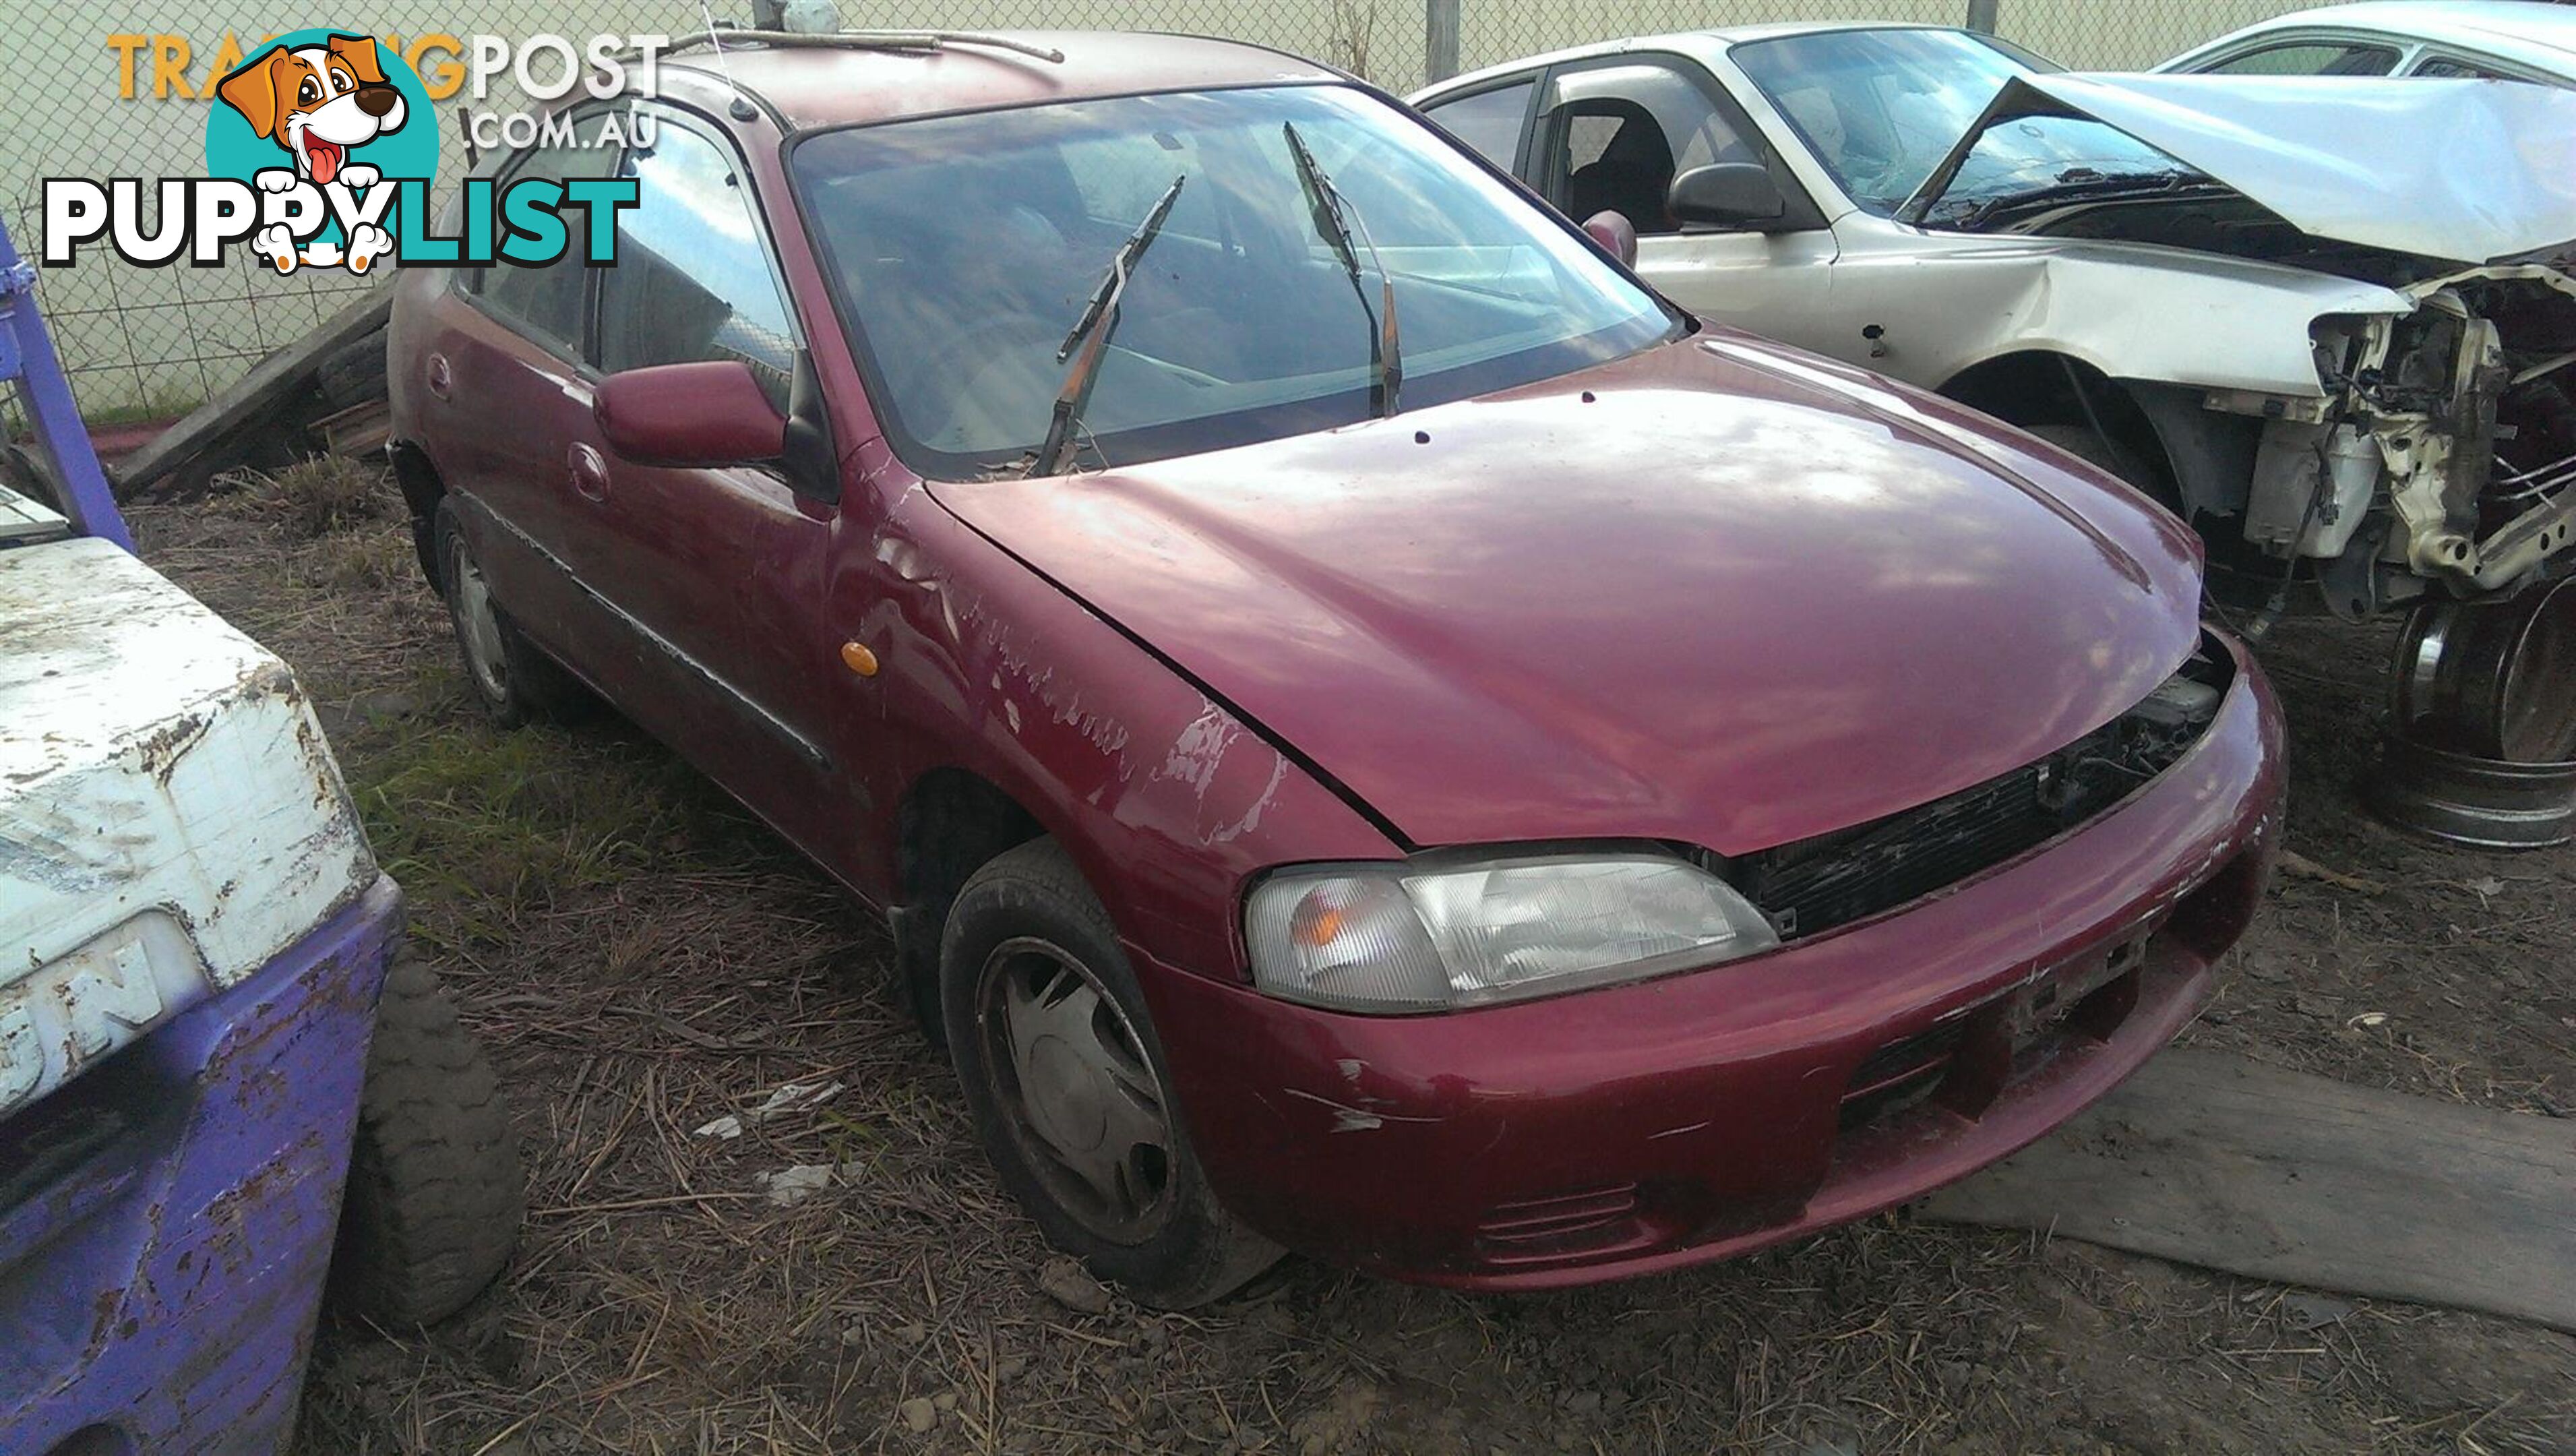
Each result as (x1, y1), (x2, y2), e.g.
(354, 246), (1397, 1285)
(0, 537), (376, 1111)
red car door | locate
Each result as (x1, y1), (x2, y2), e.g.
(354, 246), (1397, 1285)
(567, 110), (849, 862)
(414, 131), (647, 698)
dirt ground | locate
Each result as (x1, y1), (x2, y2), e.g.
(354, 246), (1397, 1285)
(129, 462), (2576, 1455)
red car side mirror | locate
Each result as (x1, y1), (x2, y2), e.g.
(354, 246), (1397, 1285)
(593, 360), (787, 467)
(1582, 210), (1638, 269)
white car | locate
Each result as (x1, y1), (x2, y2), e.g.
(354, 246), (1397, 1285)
(2160, 0), (2576, 86)
(1410, 24), (2576, 639)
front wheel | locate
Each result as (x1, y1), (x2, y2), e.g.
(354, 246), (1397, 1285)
(941, 838), (1281, 1309)
(329, 951), (524, 1327)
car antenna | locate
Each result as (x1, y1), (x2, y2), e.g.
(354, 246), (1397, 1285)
(694, 3), (763, 121)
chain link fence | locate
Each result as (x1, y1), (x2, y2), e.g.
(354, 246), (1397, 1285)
(11, 0), (2348, 422)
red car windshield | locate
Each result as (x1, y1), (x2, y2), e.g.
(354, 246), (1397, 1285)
(791, 84), (1677, 479)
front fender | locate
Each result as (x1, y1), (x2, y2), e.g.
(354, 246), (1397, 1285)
(857, 471), (1402, 981)
(1835, 233), (2413, 397)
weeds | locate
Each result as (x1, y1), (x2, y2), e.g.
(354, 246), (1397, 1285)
(223, 454), (394, 539)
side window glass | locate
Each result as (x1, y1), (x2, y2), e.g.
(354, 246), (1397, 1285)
(595, 121), (799, 406)
(1567, 115), (1622, 171)
(1542, 63), (1756, 237)
(1424, 80), (1535, 168)
(2414, 56), (2513, 80)
(2203, 41), (2400, 75)
(474, 129), (617, 349)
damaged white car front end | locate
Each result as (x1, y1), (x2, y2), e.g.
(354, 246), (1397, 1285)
(1901, 72), (2576, 619)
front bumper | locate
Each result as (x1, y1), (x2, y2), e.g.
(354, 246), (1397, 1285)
(1138, 644), (2283, 1289)
(0, 876), (402, 1452)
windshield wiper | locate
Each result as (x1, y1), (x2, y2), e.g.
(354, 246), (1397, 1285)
(1283, 121), (1401, 419)
(1946, 171), (2217, 230)
(1031, 173), (1186, 477)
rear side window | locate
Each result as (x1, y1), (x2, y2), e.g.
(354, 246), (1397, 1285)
(2200, 40), (2401, 75)
(1423, 80), (1535, 167)
(594, 121), (800, 404)
(474, 134), (618, 349)
(2414, 55), (2517, 80)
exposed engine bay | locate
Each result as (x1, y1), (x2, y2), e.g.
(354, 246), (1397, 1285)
(1911, 73), (2576, 624)
(2226, 264), (2576, 617)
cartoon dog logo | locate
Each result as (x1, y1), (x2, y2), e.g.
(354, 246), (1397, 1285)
(215, 34), (406, 274)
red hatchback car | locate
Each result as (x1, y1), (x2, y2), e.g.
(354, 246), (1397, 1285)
(388, 30), (2283, 1306)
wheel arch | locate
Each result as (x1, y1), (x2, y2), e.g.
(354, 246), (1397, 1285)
(1937, 350), (2184, 508)
(887, 764), (1049, 1035)
(387, 439), (449, 594)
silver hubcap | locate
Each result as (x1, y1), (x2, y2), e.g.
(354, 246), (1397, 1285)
(979, 938), (1173, 1242)
(449, 540), (509, 702)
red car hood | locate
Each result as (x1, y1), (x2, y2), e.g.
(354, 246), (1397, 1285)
(929, 334), (2205, 854)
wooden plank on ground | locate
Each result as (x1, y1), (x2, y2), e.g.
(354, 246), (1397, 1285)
(113, 291), (389, 497)
(1918, 1048), (2576, 1333)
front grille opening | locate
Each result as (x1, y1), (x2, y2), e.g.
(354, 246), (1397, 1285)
(1839, 1019), (1966, 1132)
(1841, 929), (2155, 1137)
(1725, 640), (2233, 940)
(1473, 1184), (1646, 1264)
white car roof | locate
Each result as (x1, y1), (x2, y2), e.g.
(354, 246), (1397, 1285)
(1413, 21), (1972, 98)
(2161, 1), (2576, 77)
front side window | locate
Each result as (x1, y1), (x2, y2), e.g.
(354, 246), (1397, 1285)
(2200, 40), (2401, 76)
(1539, 61), (1760, 236)
(473, 131), (617, 348)
(1732, 27), (2058, 214)
(595, 120), (799, 404)
(1423, 79), (1536, 167)
(793, 84), (1675, 479)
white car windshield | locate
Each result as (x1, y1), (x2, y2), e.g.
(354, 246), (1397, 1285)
(1726, 27), (2192, 219)
(792, 84), (1678, 479)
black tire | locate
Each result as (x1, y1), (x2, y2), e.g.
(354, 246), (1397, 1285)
(434, 496), (586, 727)
(941, 838), (1281, 1309)
(319, 328), (391, 409)
(0, 444), (63, 513)
(329, 951), (523, 1327)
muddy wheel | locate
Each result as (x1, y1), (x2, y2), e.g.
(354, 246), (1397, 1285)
(434, 496), (584, 727)
(941, 838), (1281, 1309)
(329, 950), (524, 1327)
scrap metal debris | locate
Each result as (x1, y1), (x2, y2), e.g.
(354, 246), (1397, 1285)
(692, 1079), (845, 1139)
(753, 1161), (865, 1207)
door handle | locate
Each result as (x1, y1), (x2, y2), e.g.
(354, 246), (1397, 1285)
(426, 352), (452, 400)
(568, 443), (609, 502)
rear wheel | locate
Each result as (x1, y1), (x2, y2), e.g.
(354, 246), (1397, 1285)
(941, 839), (1281, 1308)
(435, 497), (584, 727)
(329, 951), (523, 1327)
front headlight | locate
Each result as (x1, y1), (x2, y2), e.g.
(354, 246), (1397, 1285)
(1243, 853), (1779, 1013)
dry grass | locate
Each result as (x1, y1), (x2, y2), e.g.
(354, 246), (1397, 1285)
(121, 459), (2576, 1455)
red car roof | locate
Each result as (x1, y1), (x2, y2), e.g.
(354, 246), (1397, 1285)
(677, 31), (1345, 131)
